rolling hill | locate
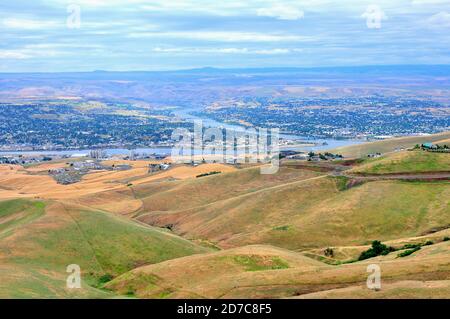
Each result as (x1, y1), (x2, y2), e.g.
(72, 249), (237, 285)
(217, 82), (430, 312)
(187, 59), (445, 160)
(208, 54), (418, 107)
(107, 241), (450, 299)
(0, 132), (449, 298)
(136, 176), (450, 250)
(350, 149), (450, 175)
(106, 245), (325, 298)
(329, 131), (450, 158)
(0, 199), (209, 298)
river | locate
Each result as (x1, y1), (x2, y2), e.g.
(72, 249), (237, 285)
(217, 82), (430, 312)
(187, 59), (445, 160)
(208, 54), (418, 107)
(0, 106), (363, 156)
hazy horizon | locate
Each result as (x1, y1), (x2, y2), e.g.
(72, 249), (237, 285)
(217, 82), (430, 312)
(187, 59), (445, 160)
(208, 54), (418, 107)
(1, 64), (450, 75)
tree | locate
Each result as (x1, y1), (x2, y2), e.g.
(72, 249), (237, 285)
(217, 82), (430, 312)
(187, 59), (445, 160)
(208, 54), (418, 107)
(324, 247), (334, 257)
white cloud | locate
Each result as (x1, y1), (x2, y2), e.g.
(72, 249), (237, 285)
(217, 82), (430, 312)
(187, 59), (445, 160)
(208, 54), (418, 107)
(140, 1), (248, 16)
(425, 11), (450, 28)
(257, 4), (304, 20)
(45, 0), (324, 17)
(0, 46), (67, 60)
(412, 0), (450, 5)
(130, 31), (310, 42)
(0, 50), (31, 59)
(45, 0), (243, 14)
(24, 43), (104, 49)
(152, 47), (301, 54)
(46, 0), (127, 7)
(2, 18), (61, 30)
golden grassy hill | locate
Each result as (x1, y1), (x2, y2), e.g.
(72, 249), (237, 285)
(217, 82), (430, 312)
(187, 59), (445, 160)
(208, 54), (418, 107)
(0, 140), (449, 299)
(435, 138), (450, 145)
(106, 245), (327, 298)
(0, 162), (236, 215)
(329, 131), (450, 158)
(304, 227), (450, 264)
(136, 175), (450, 250)
(294, 280), (450, 299)
(106, 241), (450, 299)
(133, 166), (322, 216)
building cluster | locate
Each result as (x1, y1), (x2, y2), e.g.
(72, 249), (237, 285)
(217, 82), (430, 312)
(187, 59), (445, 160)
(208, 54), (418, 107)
(49, 159), (133, 185)
(203, 96), (450, 139)
(148, 163), (171, 173)
(0, 102), (191, 151)
(419, 143), (450, 153)
(0, 154), (57, 165)
(281, 150), (343, 161)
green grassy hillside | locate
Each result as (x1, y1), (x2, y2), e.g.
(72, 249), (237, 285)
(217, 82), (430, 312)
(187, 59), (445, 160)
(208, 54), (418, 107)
(0, 199), (45, 239)
(0, 199), (210, 298)
(351, 150), (450, 175)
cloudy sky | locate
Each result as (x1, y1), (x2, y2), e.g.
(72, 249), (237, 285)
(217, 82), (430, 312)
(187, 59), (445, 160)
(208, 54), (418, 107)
(1, 0), (449, 72)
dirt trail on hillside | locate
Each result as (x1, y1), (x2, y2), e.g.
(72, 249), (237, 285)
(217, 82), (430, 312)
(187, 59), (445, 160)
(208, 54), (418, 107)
(344, 172), (450, 181)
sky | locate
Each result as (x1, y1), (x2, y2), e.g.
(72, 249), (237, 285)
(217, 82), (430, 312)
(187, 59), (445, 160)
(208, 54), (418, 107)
(0, 0), (449, 72)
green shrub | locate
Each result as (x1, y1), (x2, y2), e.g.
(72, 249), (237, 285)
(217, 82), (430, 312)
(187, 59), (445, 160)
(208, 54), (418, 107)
(196, 171), (221, 178)
(401, 241), (433, 251)
(98, 274), (114, 285)
(358, 240), (395, 261)
(273, 225), (290, 231)
(335, 176), (349, 191)
(443, 237), (450, 242)
(398, 246), (421, 258)
(401, 243), (422, 250)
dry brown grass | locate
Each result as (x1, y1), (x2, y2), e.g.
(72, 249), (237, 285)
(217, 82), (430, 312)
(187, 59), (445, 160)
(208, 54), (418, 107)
(294, 280), (450, 299)
(0, 162), (235, 215)
(132, 163), (236, 185)
(101, 159), (165, 168)
(106, 245), (327, 298)
(136, 176), (450, 251)
(25, 162), (69, 173)
(0, 147), (449, 299)
(107, 241), (450, 299)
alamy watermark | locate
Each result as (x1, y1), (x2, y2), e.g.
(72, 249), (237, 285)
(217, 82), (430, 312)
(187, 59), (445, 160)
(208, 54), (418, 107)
(366, 264), (381, 290)
(171, 120), (279, 174)
(66, 264), (81, 289)
(67, 4), (81, 29)
(362, 5), (387, 29)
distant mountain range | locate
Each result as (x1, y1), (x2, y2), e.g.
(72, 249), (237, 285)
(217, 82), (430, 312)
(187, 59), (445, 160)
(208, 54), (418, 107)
(1, 64), (450, 79)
